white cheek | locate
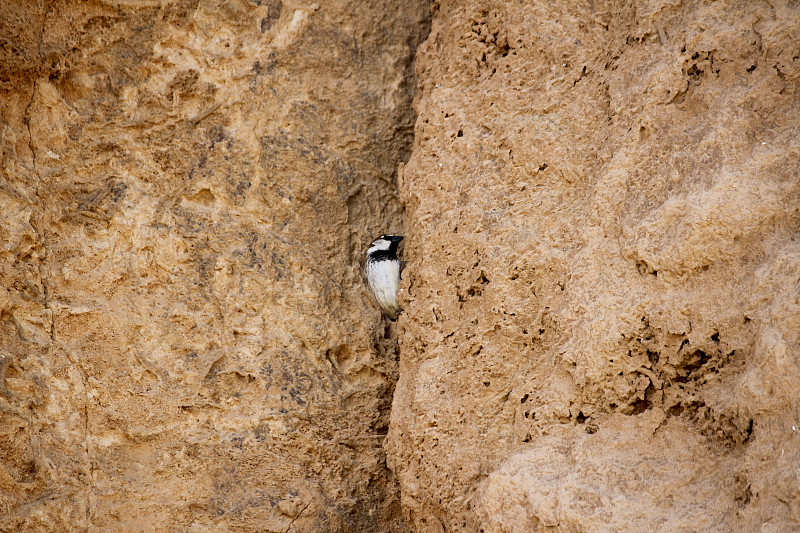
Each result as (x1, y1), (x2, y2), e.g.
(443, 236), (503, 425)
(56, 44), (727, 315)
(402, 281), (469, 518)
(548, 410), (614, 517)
(368, 240), (392, 254)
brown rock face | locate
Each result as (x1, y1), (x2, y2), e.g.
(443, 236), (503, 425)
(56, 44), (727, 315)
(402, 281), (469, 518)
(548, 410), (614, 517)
(4, 0), (799, 531)
(388, 1), (800, 532)
(0, 0), (428, 531)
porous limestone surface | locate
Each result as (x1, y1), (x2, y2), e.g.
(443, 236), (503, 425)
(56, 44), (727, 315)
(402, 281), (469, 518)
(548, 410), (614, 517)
(388, 1), (800, 531)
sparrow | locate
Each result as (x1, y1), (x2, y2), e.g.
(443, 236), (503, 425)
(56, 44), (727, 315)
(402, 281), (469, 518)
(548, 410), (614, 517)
(365, 234), (404, 320)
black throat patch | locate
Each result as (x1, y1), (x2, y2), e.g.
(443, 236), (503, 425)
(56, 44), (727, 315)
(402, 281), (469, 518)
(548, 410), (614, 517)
(368, 249), (398, 262)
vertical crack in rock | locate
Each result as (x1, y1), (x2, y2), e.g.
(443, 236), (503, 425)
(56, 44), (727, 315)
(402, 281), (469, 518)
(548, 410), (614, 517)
(24, 82), (38, 179)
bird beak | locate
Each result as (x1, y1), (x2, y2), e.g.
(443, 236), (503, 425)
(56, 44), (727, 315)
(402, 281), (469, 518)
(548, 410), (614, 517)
(391, 235), (404, 243)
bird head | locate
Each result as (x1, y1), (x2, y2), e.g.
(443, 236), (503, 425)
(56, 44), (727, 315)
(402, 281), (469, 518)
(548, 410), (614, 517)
(369, 234), (404, 252)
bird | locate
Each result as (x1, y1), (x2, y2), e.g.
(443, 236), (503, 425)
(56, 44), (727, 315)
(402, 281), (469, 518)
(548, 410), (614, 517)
(365, 234), (404, 320)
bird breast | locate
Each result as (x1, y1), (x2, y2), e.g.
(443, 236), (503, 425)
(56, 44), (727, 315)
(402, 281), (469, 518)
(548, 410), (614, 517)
(367, 259), (400, 306)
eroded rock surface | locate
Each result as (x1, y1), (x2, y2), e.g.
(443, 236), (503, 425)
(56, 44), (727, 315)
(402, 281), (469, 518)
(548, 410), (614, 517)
(0, 0), (428, 531)
(388, 1), (800, 531)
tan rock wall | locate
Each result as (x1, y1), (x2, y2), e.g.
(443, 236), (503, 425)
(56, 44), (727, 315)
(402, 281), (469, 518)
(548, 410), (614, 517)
(0, 0), (428, 531)
(389, 1), (800, 531)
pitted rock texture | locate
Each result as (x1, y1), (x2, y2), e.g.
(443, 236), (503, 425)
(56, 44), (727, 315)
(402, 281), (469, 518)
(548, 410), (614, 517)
(388, 1), (800, 532)
(0, 0), (428, 531)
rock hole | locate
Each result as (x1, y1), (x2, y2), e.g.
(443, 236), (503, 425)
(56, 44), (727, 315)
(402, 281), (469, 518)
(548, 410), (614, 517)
(687, 64), (703, 79)
(457, 129), (463, 137)
(667, 404), (684, 416)
(188, 188), (216, 206)
(736, 482), (752, 507)
(576, 412), (586, 424)
(466, 272), (490, 297)
(332, 345), (354, 369)
(626, 398), (651, 415)
(683, 349), (711, 375)
(711, 332), (719, 342)
(520, 393), (529, 403)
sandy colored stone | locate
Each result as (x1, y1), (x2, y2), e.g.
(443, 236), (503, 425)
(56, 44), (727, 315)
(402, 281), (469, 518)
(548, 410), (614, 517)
(473, 412), (739, 532)
(388, 1), (800, 531)
(0, 0), (428, 531)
